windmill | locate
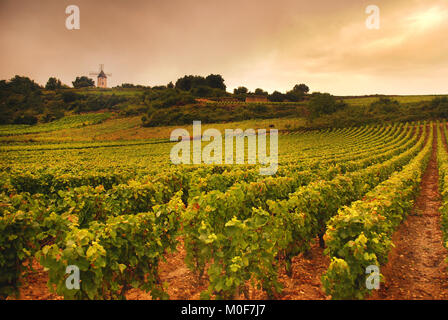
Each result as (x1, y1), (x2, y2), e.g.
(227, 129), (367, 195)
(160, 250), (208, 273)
(89, 64), (112, 88)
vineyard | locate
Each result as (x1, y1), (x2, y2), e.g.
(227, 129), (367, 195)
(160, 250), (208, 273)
(2, 119), (448, 300)
(0, 113), (112, 137)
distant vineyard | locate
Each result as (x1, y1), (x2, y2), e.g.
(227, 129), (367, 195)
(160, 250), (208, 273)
(0, 113), (112, 136)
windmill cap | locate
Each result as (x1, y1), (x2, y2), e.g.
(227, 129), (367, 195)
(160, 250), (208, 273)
(98, 70), (107, 78)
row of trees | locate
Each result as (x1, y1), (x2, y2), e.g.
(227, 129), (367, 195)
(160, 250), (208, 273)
(42, 75), (312, 104)
(43, 74), (228, 92)
(1, 76), (62, 124)
(175, 74), (226, 91)
(0, 74), (313, 126)
(233, 84), (310, 102)
(44, 74), (312, 102)
(3, 75), (448, 130)
(44, 76), (96, 89)
(234, 84), (309, 96)
(0, 76), (134, 125)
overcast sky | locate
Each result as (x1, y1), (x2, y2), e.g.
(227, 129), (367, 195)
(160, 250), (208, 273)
(0, 0), (447, 95)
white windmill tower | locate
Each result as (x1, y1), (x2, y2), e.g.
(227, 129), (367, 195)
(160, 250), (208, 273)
(89, 64), (112, 88)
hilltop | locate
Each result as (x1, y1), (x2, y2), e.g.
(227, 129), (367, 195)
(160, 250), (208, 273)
(1, 75), (448, 140)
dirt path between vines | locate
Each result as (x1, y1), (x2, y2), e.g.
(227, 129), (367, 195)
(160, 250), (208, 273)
(370, 124), (448, 300)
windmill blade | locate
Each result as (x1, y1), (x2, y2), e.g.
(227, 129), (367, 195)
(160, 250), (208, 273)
(89, 72), (99, 76)
(105, 73), (112, 76)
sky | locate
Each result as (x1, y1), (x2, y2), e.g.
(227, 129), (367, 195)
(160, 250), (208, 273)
(0, 0), (447, 95)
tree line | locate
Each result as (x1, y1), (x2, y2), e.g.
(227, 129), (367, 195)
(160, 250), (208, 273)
(5, 73), (443, 130)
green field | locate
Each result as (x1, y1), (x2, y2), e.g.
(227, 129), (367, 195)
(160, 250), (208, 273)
(342, 95), (447, 106)
(0, 113), (112, 137)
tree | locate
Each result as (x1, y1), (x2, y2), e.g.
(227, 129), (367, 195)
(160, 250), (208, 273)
(307, 92), (346, 120)
(254, 88), (268, 96)
(268, 91), (285, 102)
(62, 91), (83, 103)
(283, 83), (310, 102)
(72, 76), (95, 88)
(152, 85), (167, 90)
(369, 98), (400, 113)
(167, 81), (174, 89)
(429, 97), (448, 118)
(175, 75), (206, 91)
(116, 83), (148, 89)
(7, 75), (41, 94)
(205, 74), (226, 90)
(191, 85), (213, 97)
(293, 84), (310, 94)
(13, 113), (38, 125)
(233, 87), (248, 95)
(45, 77), (63, 90)
(175, 74), (226, 91)
(284, 91), (300, 102)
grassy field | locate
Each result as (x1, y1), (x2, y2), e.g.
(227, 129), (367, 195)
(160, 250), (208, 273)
(342, 95), (447, 107)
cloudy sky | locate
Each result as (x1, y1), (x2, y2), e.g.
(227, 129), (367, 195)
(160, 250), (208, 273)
(0, 0), (447, 95)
